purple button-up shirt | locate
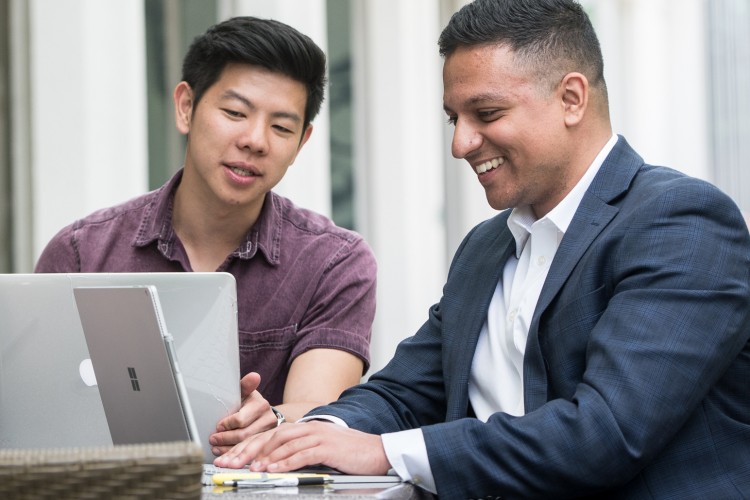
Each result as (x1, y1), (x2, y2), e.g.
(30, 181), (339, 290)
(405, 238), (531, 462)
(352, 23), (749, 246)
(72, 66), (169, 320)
(35, 170), (377, 405)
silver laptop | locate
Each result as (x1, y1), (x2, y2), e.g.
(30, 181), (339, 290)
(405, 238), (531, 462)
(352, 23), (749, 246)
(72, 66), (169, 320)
(0, 272), (240, 463)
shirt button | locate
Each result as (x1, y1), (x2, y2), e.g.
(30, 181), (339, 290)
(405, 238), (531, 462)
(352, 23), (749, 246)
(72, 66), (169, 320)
(537, 256), (547, 266)
(508, 309), (517, 322)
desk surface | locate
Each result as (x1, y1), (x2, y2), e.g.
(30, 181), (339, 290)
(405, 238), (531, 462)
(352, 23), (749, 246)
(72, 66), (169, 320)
(201, 482), (435, 499)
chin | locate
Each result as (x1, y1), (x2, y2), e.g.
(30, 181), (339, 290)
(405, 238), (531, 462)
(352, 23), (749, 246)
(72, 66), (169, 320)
(486, 196), (512, 212)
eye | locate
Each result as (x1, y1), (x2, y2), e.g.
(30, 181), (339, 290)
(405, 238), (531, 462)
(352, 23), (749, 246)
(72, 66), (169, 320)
(272, 124), (296, 135)
(477, 109), (501, 121)
(222, 108), (244, 118)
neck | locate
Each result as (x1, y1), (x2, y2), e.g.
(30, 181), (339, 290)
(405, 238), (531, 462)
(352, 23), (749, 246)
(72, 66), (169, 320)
(172, 184), (263, 272)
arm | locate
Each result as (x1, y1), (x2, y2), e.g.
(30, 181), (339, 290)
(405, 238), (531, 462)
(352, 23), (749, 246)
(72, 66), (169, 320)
(211, 236), (376, 453)
(209, 349), (363, 455)
(212, 221), (493, 469)
(34, 226), (80, 272)
(279, 347), (364, 422)
(224, 178), (750, 497)
(211, 315), (446, 473)
(216, 421), (391, 474)
(418, 177), (750, 497)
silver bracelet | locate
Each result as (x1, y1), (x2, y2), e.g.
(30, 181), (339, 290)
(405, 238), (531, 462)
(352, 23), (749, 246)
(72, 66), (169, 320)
(271, 407), (285, 427)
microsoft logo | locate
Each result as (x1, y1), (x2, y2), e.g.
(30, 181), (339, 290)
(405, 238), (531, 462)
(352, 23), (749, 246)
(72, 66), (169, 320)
(128, 367), (140, 392)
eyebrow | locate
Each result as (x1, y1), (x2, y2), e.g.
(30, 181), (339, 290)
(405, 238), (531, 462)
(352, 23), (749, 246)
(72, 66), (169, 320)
(443, 91), (509, 113)
(220, 89), (303, 123)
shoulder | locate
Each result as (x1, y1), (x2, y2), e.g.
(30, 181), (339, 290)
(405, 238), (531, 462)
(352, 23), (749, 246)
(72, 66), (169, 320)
(35, 190), (159, 272)
(69, 191), (157, 229)
(626, 164), (742, 221)
(271, 192), (356, 239)
(271, 192), (374, 255)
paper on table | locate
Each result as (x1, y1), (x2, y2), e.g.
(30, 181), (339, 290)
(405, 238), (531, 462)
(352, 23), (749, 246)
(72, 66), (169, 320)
(212, 472), (330, 486)
(212, 471), (403, 485)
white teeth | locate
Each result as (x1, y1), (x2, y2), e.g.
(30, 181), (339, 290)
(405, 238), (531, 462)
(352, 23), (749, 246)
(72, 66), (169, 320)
(475, 157), (504, 174)
(230, 167), (254, 177)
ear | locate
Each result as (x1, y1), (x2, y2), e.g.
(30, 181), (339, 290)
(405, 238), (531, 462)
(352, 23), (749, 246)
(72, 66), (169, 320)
(560, 72), (588, 127)
(299, 124), (313, 150)
(174, 81), (194, 135)
(290, 124), (314, 165)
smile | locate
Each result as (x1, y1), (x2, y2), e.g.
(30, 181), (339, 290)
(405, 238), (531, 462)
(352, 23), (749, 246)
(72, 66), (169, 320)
(228, 166), (257, 177)
(475, 157), (505, 175)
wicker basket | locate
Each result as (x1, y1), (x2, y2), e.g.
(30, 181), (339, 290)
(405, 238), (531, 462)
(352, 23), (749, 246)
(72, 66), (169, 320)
(0, 441), (203, 500)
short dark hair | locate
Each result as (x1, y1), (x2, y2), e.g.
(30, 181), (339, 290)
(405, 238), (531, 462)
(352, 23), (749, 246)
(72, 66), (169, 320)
(438, 0), (606, 94)
(181, 16), (327, 131)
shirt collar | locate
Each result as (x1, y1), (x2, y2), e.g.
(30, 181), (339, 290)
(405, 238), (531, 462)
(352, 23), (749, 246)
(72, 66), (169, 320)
(133, 170), (182, 255)
(134, 169), (281, 266)
(245, 192), (282, 266)
(507, 134), (617, 257)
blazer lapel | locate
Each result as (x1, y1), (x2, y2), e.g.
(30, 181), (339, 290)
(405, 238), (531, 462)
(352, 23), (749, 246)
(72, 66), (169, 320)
(524, 136), (644, 411)
(445, 216), (516, 421)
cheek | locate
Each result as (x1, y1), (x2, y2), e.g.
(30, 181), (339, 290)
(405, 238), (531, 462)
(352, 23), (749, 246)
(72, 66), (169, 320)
(272, 138), (304, 166)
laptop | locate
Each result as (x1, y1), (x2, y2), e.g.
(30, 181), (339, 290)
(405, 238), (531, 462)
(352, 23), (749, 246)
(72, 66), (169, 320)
(0, 272), (240, 463)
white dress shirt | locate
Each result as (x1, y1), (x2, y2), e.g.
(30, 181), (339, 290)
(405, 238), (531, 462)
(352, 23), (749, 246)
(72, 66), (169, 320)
(381, 135), (617, 493)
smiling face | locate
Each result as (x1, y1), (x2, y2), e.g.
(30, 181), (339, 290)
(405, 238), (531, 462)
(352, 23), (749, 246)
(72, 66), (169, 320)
(443, 44), (586, 218)
(174, 62), (312, 220)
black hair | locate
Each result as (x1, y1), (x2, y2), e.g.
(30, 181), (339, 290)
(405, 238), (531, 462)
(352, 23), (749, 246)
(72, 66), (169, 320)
(438, 0), (606, 93)
(181, 16), (327, 131)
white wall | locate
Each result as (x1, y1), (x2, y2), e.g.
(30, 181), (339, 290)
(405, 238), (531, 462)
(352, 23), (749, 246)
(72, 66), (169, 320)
(351, 0), (448, 373)
(27, 0), (148, 263)
(586, 0), (708, 179)
(14, 0), (717, 374)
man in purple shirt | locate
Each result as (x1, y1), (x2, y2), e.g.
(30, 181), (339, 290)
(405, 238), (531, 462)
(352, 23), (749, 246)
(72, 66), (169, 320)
(35, 16), (376, 457)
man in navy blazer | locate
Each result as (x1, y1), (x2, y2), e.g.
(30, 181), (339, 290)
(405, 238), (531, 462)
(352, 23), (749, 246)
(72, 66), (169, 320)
(214, 0), (750, 497)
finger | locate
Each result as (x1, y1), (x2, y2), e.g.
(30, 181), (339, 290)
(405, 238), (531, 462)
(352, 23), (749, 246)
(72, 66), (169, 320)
(211, 408), (280, 457)
(213, 408), (278, 449)
(265, 448), (321, 473)
(252, 423), (390, 476)
(214, 429), (275, 468)
(213, 436), (256, 467)
(239, 372), (262, 399)
(216, 394), (273, 432)
(210, 444), (232, 457)
(250, 425), (323, 470)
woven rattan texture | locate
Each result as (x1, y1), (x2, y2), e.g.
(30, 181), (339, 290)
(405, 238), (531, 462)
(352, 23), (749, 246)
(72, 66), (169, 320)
(0, 441), (203, 499)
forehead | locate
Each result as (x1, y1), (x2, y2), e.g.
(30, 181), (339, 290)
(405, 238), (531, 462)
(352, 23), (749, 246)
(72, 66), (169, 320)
(208, 63), (307, 112)
(442, 44), (535, 110)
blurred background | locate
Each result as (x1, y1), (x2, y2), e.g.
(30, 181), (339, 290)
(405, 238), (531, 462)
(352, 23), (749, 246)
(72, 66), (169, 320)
(1, 0), (748, 375)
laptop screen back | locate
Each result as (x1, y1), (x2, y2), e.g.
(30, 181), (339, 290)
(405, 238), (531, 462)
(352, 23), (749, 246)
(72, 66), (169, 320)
(73, 285), (198, 446)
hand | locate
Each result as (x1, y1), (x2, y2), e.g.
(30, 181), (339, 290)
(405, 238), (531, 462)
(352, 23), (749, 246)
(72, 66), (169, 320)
(215, 421), (391, 476)
(209, 372), (279, 456)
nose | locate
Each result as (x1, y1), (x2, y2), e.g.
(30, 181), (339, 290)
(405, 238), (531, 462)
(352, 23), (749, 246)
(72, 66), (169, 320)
(238, 119), (269, 155)
(451, 118), (482, 160)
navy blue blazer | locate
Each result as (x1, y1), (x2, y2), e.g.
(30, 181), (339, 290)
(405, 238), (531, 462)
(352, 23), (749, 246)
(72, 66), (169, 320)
(309, 137), (750, 499)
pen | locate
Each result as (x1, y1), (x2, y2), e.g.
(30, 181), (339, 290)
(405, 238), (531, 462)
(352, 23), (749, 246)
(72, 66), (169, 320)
(223, 477), (331, 488)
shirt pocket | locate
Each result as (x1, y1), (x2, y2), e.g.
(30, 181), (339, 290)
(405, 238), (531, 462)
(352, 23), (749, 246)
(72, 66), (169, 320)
(237, 325), (298, 403)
